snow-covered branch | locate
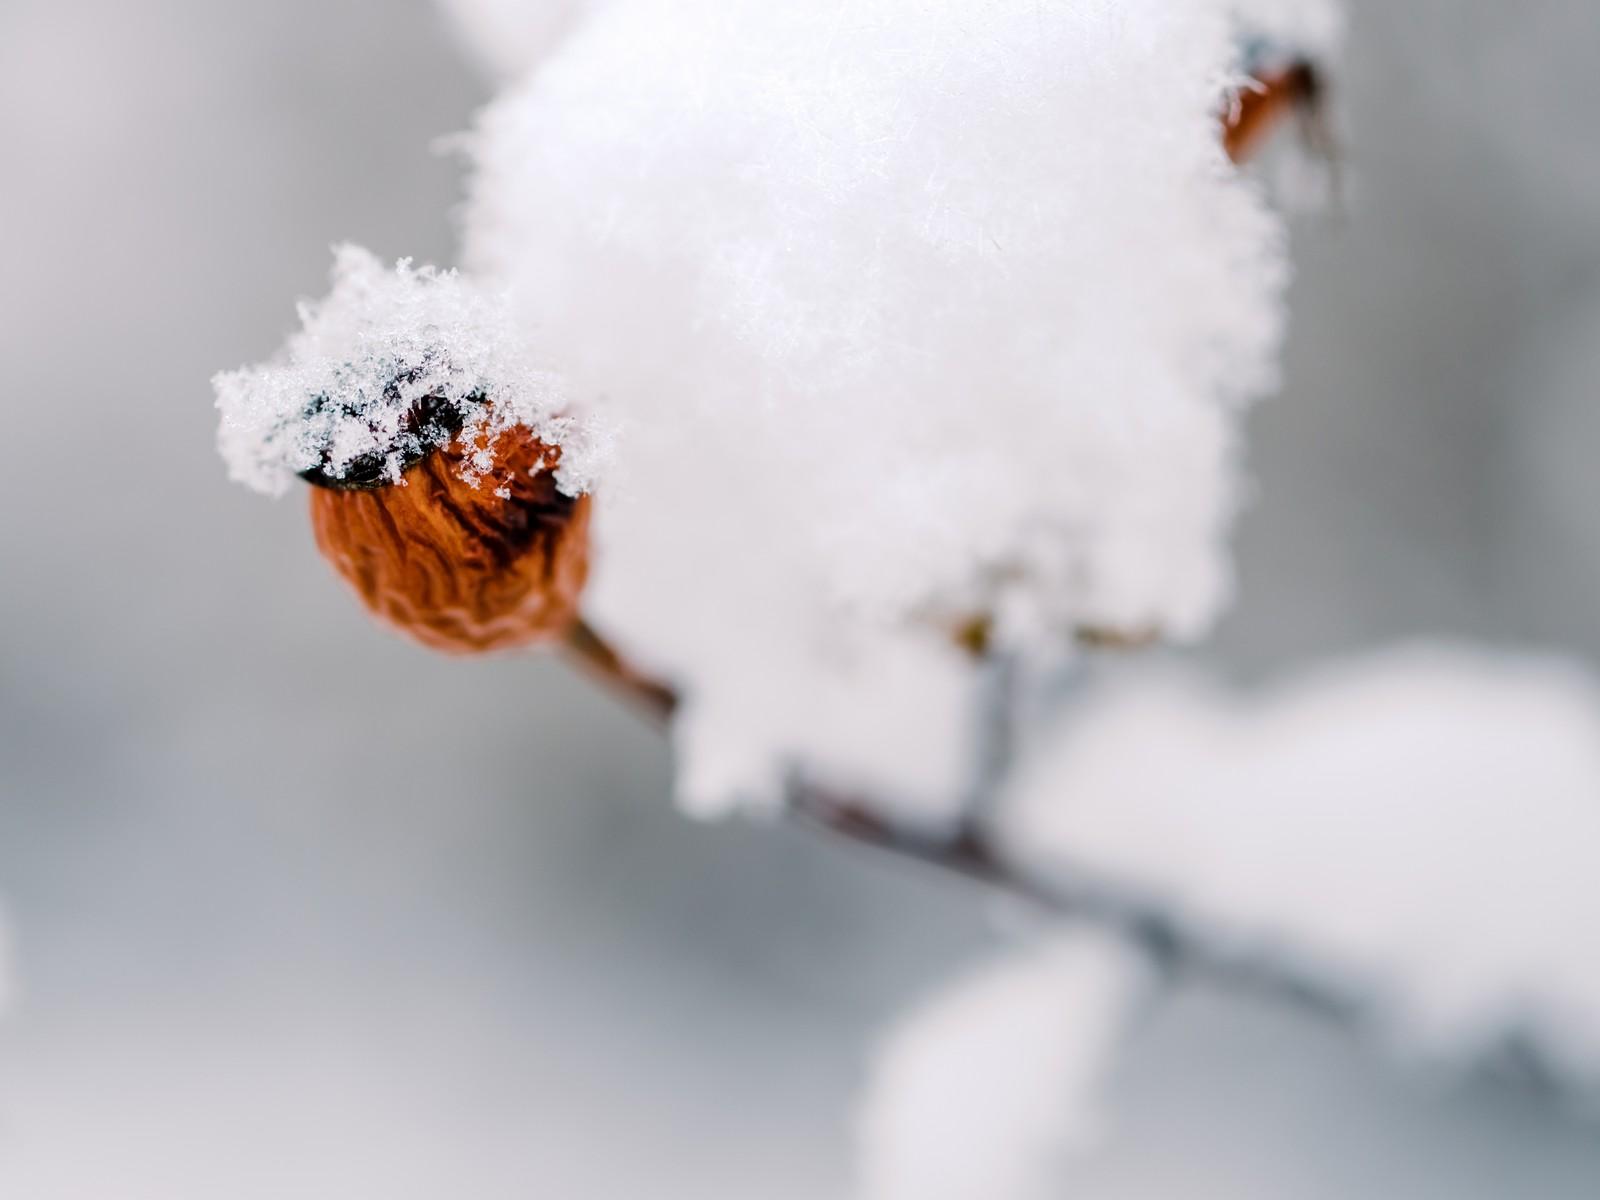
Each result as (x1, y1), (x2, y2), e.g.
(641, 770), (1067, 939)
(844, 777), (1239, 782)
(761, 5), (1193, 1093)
(206, 1), (1600, 1194)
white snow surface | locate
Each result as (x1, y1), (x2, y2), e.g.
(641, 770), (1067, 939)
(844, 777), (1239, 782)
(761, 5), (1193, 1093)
(1001, 644), (1600, 1075)
(857, 934), (1147, 1200)
(214, 245), (598, 498)
(464, 0), (1312, 812)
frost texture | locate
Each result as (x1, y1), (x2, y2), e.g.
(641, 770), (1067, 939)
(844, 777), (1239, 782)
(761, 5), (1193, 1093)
(857, 935), (1146, 1200)
(214, 245), (596, 498)
(1001, 645), (1600, 1075)
(464, 0), (1306, 813)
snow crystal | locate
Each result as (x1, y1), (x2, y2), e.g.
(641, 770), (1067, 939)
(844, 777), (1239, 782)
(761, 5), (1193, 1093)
(1001, 645), (1600, 1076)
(464, 0), (1312, 812)
(857, 934), (1147, 1200)
(213, 245), (597, 498)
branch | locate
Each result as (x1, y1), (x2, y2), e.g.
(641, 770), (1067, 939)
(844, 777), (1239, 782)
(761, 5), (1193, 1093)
(561, 618), (677, 722)
(560, 619), (1371, 1025)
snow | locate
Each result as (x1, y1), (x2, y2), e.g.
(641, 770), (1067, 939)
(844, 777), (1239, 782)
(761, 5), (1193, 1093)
(1001, 645), (1600, 1075)
(857, 934), (1147, 1200)
(671, 629), (978, 825)
(434, 0), (597, 81)
(213, 245), (599, 499)
(1230, 0), (1345, 55)
(464, 0), (1302, 813)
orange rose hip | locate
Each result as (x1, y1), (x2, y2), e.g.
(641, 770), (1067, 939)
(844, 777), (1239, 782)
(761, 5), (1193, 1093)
(307, 424), (590, 654)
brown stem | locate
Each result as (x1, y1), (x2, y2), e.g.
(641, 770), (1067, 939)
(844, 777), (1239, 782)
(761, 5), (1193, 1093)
(555, 613), (1374, 1023)
(555, 618), (1595, 1100)
(561, 619), (678, 723)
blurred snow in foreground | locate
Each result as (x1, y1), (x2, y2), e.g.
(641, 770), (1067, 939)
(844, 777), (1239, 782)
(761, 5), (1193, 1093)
(1003, 643), (1600, 1075)
(857, 645), (1600, 1198)
(859, 934), (1148, 1200)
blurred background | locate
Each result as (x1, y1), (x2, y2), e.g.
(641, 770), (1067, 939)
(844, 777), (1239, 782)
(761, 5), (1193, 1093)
(1, 1), (1597, 1195)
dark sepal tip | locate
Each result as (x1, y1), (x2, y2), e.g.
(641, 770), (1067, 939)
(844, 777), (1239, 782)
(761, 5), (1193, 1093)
(296, 389), (477, 491)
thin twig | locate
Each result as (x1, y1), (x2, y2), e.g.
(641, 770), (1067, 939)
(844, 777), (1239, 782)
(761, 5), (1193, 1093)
(559, 616), (1369, 1023)
(561, 619), (677, 723)
(561, 618), (1597, 1102)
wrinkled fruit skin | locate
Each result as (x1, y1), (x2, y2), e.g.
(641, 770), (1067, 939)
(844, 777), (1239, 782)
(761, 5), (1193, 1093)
(309, 428), (589, 654)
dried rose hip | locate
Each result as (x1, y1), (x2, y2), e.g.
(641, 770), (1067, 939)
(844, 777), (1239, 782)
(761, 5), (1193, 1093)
(306, 418), (590, 654)
(1223, 59), (1324, 163)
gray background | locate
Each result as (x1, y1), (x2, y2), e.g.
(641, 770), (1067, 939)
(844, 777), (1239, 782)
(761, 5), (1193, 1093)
(1, 1), (1597, 1195)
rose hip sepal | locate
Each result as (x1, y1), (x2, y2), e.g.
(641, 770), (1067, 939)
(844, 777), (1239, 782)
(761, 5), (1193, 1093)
(307, 423), (590, 654)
